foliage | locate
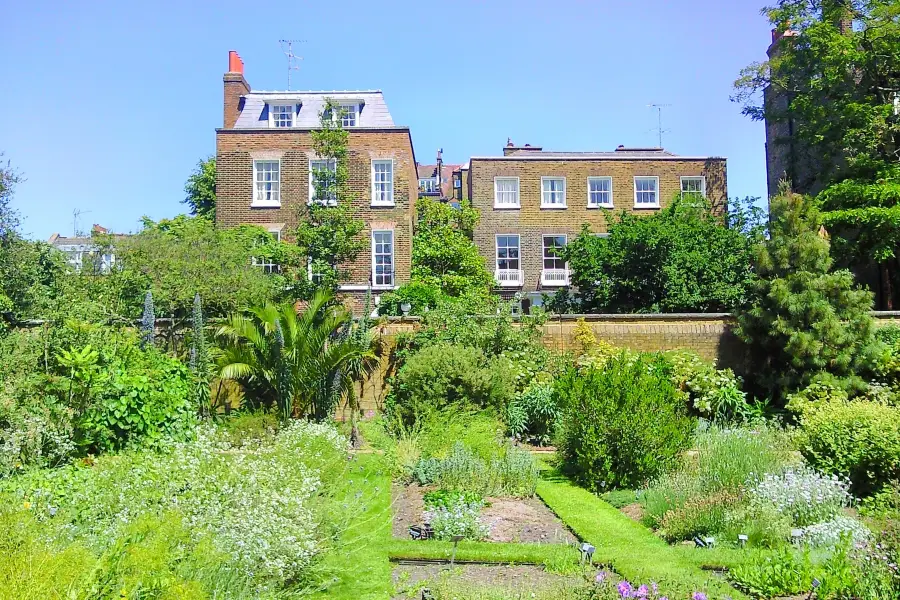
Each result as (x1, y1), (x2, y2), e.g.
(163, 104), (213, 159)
(386, 343), (515, 426)
(563, 196), (763, 313)
(183, 156), (216, 219)
(295, 101), (365, 296)
(423, 489), (484, 510)
(189, 293), (212, 416)
(735, 190), (879, 403)
(506, 381), (560, 445)
(104, 215), (297, 321)
(749, 466), (852, 527)
(641, 425), (798, 540)
(0, 421), (351, 594)
(424, 494), (490, 541)
(425, 441), (538, 498)
(215, 290), (377, 420)
(734, 1), (900, 306)
(875, 324), (900, 384)
(792, 395), (900, 496)
(666, 350), (750, 421)
(379, 197), (492, 316)
(729, 546), (816, 599)
(556, 353), (695, 491)
(800, 516), (871, 549)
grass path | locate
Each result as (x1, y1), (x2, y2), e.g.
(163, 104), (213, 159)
(536, 467), (749, 599)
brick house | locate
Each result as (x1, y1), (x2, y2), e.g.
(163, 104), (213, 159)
(466, 141), (727, 302)
(215, 51), (418, 309)
(416, 149), (460, 201)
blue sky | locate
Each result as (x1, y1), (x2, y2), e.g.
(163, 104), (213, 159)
(1, 0), (773, 240)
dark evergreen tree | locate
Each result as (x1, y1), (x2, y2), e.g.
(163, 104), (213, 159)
(735, 189), (879, 403)
(190, 293), (211, 417)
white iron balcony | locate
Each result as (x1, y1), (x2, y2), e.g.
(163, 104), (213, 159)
(494, 268), (524, 287)
(541, 268), (570, 287)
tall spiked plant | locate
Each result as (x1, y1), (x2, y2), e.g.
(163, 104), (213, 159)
(190, 293), (212, 417)
(140, 290), (155, 348)
(215, 290), (378, 420)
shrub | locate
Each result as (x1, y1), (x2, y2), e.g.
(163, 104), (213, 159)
(432, 442), (538, 498)
(424, 495), (490, 541)
(423, 489), (484, 510)
(800, 516), (871, 549)
(506, 381), (560, 445)
(378, 281), (446, 316)
(657, 489), (743, 542)
(556, 353), (695, 491)
(412, 457), (441, 485)
(666, 350), (749, 421)
(750, 467), (852, 527)
(387, 343), (515, 426)
(641, 425), (798, 534)
(794, 398), (900, 496)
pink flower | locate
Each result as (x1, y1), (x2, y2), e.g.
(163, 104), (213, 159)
(595, 571), (610, 584)
(692, 593), (708, 600)
(618, 581), (634, 598)
(635, 584), (649, 598)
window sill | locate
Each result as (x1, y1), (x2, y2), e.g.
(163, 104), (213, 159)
(588, 204), (614, 209)
(540, 204), (568, 210)
(371, 201), (395, 208)
(633, 204), (661, 210)
(251, 201), (282, 208)
(494, 204), (521, 210)
(371, 284), (396, 291)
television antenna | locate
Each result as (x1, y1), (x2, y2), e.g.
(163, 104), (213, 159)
(73, 208), (91, 237)
(647, 103), (671, 148)
(279, 39), (306, 90)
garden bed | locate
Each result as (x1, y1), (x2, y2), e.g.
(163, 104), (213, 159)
(392, 483), (577, 544)
(391, 561), (584, 599)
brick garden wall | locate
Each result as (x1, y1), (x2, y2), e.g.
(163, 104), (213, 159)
(344, 312), (900, 417)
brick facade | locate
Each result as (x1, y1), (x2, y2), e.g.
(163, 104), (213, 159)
(214, 54), (417, 308)
(467, 150), (727, 295)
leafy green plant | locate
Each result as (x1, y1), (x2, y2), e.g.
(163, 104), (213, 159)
(424, 494), (490, 541)
(794, 397), (900, 496)
(729, 546), (815, 598)
(666, 350), (750, 421)
(422, 489), (484, 510)
(386, 343), (514, 426)
(215, 290), (378, 420)
(506, 381), (560, 445)
(556, 353), (695, 491)
(416, 441), (538, 498)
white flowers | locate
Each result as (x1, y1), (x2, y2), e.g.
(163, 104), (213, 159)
(425, 496), (490, 541)
(800, 516), (871, 549)
(750, 466), (853, 527)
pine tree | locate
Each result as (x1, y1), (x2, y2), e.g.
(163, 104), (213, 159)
(140, 290), (155, 348)
(191, 293), (211, 417)
(736, 189), (879, 403)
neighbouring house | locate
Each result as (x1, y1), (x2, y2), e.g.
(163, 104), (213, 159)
(48, 224), (124, 273)
(215, 51), (418, 311)
(416, 149), (460, 201)
(451, 161), (470, 204)
(466, 140), (727, 304)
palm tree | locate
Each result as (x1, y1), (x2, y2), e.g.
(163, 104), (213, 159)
(214, 290), (378, 422)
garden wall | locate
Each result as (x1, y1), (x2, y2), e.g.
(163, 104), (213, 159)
(342, 311), (900, 418)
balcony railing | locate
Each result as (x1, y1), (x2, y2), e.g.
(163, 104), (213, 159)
(494, 268), (524, 287)
(541, 268), (570, 287)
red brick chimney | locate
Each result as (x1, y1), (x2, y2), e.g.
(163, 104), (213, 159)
(223, 50), (250, 129)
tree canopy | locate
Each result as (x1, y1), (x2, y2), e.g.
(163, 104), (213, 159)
(183, 157), (217, 219)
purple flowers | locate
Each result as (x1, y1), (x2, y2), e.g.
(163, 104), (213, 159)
(595, 571), (610, 584)
(594, 573), (703, 600)
(692, 593), (708, 600)
(618, 581), (634, 598)
(635, 584), (650, 598)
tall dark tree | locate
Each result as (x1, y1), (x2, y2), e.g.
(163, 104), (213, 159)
(734, 0), (900, 307)
(735, 189), (879, 403)
(141, 290), (155, 348)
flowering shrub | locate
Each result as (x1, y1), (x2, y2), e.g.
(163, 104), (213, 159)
(800, 516), (871, 549)
(591, 571), (706, 600)
(3, 421), (350, 588)
(425, 495), (490, 541)
(750, 467), (852, 527)
(666, 350), (749, 421)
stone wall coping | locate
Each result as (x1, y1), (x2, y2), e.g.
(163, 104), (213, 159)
(381, 311), (900, 324)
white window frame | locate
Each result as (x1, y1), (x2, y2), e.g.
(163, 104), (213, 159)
(493, 176), (520, 209)
(371, 159), (394, 206)
(587, 176), (614, 208)
(251, 228), (282, 274)
(633, 176), (660, 208)
(325, 102), (359, 127)
(541, 234), (569, 286)
(680, 176), (707, 199)
(268, 103), (295, 128)
(542, 234), (567, 271)
(494, 233), (522, 287)
(419, 178), (438, 193)
(371, 229), (394, 289)
(252, 159), (281, 207)
(309, 158), (338, 205)
(541, 176), (567, 208)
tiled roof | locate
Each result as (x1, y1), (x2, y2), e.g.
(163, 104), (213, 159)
(233, 90), (395, 128)
(417, 163), (461, 197)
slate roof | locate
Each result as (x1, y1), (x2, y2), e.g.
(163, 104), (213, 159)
(474, 147), (724, 161)
(416, 163), (462, 197)
(233, 90), (396, 129)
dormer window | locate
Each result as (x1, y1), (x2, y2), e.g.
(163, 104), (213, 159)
(270, 104), (294, 128)
(419, 178), (438, 193)
(324, 102), (359, 127)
